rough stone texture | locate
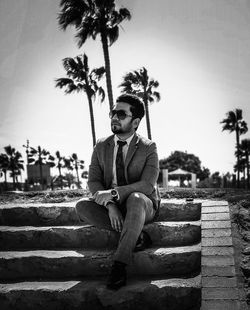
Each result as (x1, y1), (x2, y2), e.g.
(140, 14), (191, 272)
(202, 266), (236, 277)
(202, 229), (231, 238)
(202, 300), (241, 310)
(241, 255), (250, 277)
(0, 276), (201, 310)
(0, 198), (203, 309)
(201, 213), (230, 221)
(202, 256), (235, 267)
(158, 201), (201, 221)
(202, 276), (237, 287)
(202, 287), (239, 300)
(202, 221), (231, 229)
(202, 246), (234, 256)
(0, 245), (201, 280)
(0, 221), (201, 250)
(202, 206), (229, 214)
(0, 200), (201, 226)
(202, 237), (233, 247)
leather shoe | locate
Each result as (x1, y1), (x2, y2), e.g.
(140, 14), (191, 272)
(134, 230), (152, 252)
(106, 261), (126, 290)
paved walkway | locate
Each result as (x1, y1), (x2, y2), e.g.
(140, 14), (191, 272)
(201, 200), (248, 310)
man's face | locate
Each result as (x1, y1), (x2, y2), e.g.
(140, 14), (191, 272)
(110, 102), (135, 135)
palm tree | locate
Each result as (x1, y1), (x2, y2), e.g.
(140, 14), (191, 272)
(0, 153), (9, 190)
(221, 109), (248, 188)
(54, 151), (64, 189)
(240, 139), (250, 189)
(58, 0), (131, 110)
(55, 54), (105, 146)
(28, 146), (54, 190)
(64, 153), (85, 189)
(119, 67), (160, 140)
(3, 145), (24, 190)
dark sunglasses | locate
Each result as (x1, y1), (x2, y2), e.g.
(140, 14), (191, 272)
(109, 109), (133, 120)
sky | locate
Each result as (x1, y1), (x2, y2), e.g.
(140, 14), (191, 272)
(1, 0), (250, 182)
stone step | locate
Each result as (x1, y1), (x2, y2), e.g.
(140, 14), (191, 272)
(0, 275), (201, 310)
(0, 199), (201, 226)
(0, 244), (201, 280)
(0, 221), (201, 250)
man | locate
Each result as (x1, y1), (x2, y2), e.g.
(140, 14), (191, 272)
(75, 94), (160, 290)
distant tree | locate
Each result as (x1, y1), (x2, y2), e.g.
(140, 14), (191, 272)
(64, 153), (85, 189)
(119, 67), (160, 140)
(3, 145), (24, 189)
(0, 153), (9, 190)
(54, 151), (64, 189)
(28, 146), (54, 190)
(64, 172), (77, 189)
(221, 109), (248, 187)
(239, 139), (250, 189)
(55, 54), (105, 146)
(58, 0), (131, 110)
(160, 150), (210, 181)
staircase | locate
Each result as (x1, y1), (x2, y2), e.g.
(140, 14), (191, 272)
(0, 199), (202, 310)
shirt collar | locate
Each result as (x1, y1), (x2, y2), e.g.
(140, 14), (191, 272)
(114, 133), (135, 147)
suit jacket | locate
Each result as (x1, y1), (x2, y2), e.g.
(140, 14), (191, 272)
(88, 133), (161, 215)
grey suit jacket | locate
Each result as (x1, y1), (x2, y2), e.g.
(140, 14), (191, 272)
(88, 133), (161, 215)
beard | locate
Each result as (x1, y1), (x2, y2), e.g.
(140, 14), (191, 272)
(111, 123), (123, 134)
(111, 121), (133, 134)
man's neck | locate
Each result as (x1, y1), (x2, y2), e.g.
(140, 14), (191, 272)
(116, 131), (135, 141)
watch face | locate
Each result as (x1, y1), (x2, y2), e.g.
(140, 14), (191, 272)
(111, 189), (117, 197)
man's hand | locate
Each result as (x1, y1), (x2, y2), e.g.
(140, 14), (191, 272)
(107, 203), (124, 232)
(92, 190), (112, 206)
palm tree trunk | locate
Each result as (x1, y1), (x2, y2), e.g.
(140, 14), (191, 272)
(75, 166), (81, 189)
(85, 79), (96, 147)
(144, 97), (152, 140)
(247, 152), (250, 189)
(58, 166), (63, 189)
(4, 171), (7, 190)
(39, 163), (44, 190)
(101, 31), (113, 111)
(236, 129), (240, 188)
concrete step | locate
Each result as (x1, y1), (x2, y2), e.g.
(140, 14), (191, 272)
(0, 221), (201, 250)
(0, 244), (201, 280)
(0, 199), (201, 226)
(0, 275), (201, 310)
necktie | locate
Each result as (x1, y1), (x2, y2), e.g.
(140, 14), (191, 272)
(116, 141), (127, 186)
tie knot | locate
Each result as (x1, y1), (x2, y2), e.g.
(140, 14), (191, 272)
(117, 140), (127, 147)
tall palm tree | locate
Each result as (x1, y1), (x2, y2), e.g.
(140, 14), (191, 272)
(240, 139), (250, 189)
(119, 67), (160, 140)
(221, 109), (248, 188)
(58, 0), (131, 110)
(28, 146), (54, 190)
(3, 145), (24, 189)
(0, 153), (9, 190)
(55, 54), (105, 147)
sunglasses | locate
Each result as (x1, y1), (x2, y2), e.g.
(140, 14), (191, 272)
(109, 109), (133, 120)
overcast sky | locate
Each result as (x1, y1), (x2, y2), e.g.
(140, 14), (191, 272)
(1, 0), (250, 181)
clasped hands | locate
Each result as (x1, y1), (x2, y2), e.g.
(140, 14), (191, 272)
(91, 190), (123, 232)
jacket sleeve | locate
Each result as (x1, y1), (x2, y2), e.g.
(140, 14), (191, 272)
(116, 142), (159, 204)
(87, 144), (105, 195)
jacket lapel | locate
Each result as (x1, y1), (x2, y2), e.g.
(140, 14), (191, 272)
(105, 136), (115, 188)
(124, 134), (140, 181)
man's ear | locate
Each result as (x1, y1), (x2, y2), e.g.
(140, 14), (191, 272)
(133, 118), (141, 129)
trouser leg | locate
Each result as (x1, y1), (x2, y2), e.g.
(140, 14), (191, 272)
(114, 192), (155, 265)
(75, 198), (113, 231)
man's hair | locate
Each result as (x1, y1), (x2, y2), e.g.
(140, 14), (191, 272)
(116, 94), (145, 120)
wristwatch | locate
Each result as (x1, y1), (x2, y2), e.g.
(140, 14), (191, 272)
(111, 189), (119, 202)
